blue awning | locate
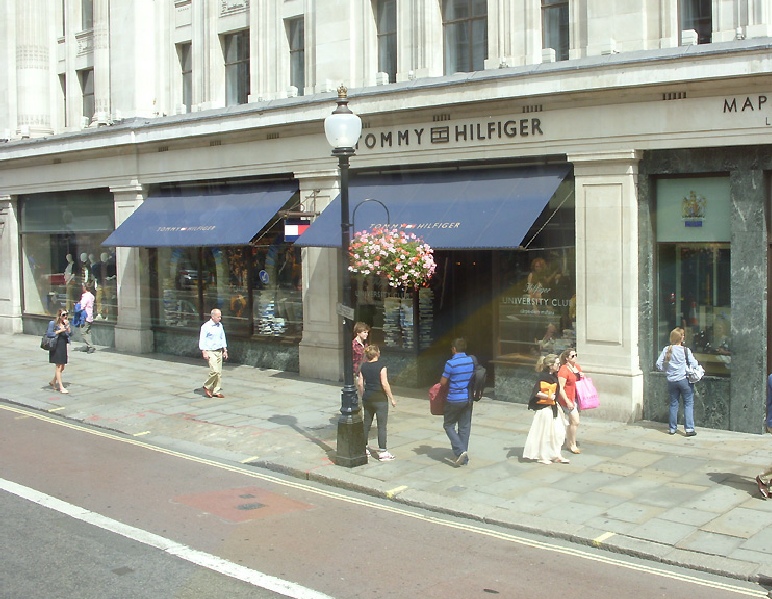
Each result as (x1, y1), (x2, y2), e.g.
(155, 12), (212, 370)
(103, 182), (297, 247)
(295, 165), (571, 249)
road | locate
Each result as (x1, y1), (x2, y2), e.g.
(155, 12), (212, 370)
(0, 403), (766, 599)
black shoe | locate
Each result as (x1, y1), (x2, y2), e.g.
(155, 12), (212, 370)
(685, 430), (697, 437)
(87, 347), (96, 354)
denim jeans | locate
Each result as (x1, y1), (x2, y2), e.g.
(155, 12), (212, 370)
(668, 377), (695, 432)
(363, 399), (389, 450)
(443, 400), (472, 456)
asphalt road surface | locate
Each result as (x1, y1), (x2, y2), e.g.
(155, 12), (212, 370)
(0, 403), (767, 599)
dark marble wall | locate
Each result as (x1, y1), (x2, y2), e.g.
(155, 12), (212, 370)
(639, 147), (770, 434)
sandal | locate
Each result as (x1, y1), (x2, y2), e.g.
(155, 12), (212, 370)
(756, 475), (769, 499)
(60, 388), (69, 394)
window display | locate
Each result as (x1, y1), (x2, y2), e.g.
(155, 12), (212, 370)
(20, 190), (116, 319)
(656, 177), (731, 377)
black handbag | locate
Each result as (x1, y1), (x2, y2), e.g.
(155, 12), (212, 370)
(40, 334), (58, 351)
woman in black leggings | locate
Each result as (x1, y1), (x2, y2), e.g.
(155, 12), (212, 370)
(357, 344), (397, 461)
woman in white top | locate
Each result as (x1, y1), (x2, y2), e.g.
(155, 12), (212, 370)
(656, 328), (697, 436)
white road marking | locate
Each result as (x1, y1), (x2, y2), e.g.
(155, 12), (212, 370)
(0, 477), (334, 599)
(1, 403), (765, 597)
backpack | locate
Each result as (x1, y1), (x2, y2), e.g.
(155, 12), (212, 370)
(468, 355), (486, 402)
(71, 302), (85, 327)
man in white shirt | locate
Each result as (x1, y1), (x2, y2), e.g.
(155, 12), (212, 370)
(199, 308), (228, 398)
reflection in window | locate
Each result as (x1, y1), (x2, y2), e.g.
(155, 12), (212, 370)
(177, 43), (192, 112)
(287, 18), (305, 95)
(374, 0), (397, 83)
(442, 0), (488, 74)
(79, 68), (94, 122)
(542, 0), (569, 61)
(658, 244), (731, 376)
(224, 30), (250, 105)
(154, 239), (302, 341)
(680, 0), (712, 44)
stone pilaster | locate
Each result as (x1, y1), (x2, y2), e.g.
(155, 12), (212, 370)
(295, 169), (344, 382)
(0, 195), (22, 333)
(15, 0), (52, 136)
(568, 150), (644, 422)
(110, 183), (152, 353)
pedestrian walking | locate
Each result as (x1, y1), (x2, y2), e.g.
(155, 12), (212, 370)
(352, 321), (369, 377)
(439, 337), (475, 466)
(199, 308), (228, 398)
(656, 327), (697, 436)
(523, 353), (569, 464)
(78, 282), (96, 353)
(46, 308), (71, 394)
(558, 348), (582, 454)
(357, 344), (397, 461)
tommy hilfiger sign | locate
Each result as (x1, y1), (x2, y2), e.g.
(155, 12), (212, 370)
(358, 117), (545, 151)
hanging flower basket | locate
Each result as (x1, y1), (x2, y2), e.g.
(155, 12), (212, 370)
(349, 226), (437, 289)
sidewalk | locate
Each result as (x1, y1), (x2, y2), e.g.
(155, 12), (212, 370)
(5, 332), (772, 583)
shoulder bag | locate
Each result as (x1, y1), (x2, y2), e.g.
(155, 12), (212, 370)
(40, 334), (58, 351)
(685, 350), (705, 383)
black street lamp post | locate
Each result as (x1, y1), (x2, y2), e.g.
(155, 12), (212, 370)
(324, 86), (367, 467)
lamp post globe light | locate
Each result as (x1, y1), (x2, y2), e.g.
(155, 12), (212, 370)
(325, 86), (366, 468)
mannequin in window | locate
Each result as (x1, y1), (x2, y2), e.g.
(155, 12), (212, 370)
(79, 252), (91, 286)
(91, 253), (107, 319)
(64, 253), (76, 309)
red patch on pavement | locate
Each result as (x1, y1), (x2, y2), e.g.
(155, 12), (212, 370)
(173, 486), (313, 523)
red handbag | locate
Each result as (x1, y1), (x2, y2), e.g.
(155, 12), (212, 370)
(429, 383), (447, 415)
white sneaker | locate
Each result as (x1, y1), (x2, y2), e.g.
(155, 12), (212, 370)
(378, 451), (395, 461)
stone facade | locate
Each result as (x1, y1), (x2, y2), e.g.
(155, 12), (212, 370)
(0, 1), (771, 431)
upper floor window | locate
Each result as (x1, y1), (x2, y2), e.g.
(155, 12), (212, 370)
(442, 0), (488, 75)
(374, 0), (397, 82)
(287, 18), (305, 96)
(542, 0), (569, 61)
(177, 43), (192, 112)
(680, 0), (712, 44)
(223, 30), (250, 105)
(78, 68), (94, 122)
(82, 0), (94, 30)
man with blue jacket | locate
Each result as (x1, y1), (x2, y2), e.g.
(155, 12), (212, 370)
(440, 337), (475, 466)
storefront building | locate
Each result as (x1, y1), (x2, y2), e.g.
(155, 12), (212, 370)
(0, 1), (769, 433)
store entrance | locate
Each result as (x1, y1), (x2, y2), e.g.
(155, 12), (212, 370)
(431, 249), (494, 369)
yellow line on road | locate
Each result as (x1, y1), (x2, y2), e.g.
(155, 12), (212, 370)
(47, 407), (66, 412)
(241, 456), (260, 464)
(132, 431), (151, 436)
(0, 402), (763, 598)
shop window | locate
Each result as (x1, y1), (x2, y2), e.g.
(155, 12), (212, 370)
(680, 0), (712, 44)
(155, 237), (302, 340)
(542, 0), (569, 61)
(495, 178), (576, 365)
(374, 0), (397, 83)
(442, 0), (488, 74)
(287, 17), (305, 96)
(223, 30), (250, 106)
(656, 177), (731, 377)
(20, 191), (116, 320)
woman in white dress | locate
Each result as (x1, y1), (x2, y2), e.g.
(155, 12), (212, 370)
(523, 353), (569, 464)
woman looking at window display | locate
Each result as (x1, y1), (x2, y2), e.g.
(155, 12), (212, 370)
(558, 349), (582, 454)
(656, 327), (697, 437)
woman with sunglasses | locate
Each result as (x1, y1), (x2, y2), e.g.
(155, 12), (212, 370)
(558, 349), (582, 454)
(45, 308), (71, 394)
